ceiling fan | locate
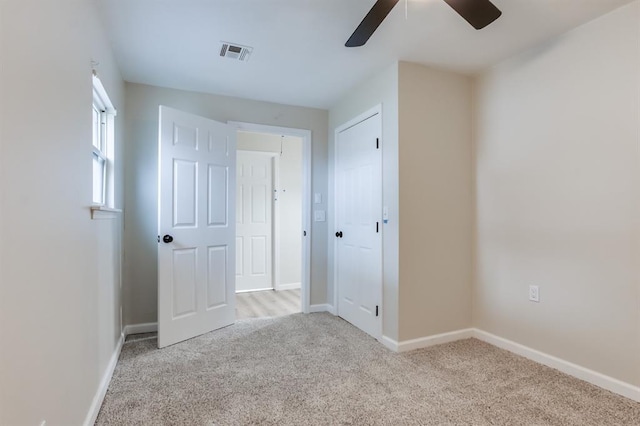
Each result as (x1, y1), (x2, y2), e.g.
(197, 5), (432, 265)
(346, 0), (502, 47)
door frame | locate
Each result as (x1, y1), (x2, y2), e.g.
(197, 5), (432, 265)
(332, 104), (383, 339)
(229, 121), (312, 314)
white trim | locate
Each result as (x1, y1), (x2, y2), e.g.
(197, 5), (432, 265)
(332, 104), (383, 339)
(381, 329), (474, 353)
(309, 304), (335, 314)
(273, 154), (281, 295)
(229, 121), (312, 314)
(235, 287), (273, 294)
(83, 332), (124, 426)
(92, 75), (117, 208)
(275, 282), (301, 291)
(379, 327), (640, 402)
(90, 205), (122, 220)
(92, 75), (116, 114)
(123, 322), (158, 336)
(381, 335), (399, 352)
(472, 329), (640, 402)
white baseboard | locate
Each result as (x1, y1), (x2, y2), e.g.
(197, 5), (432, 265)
(123, 322), (158, 336)
(83, 322), (159, 424)
(472, 329), (640, 402)
(381, 328), (474, 353)
(379, 326), (639, 402)
(83, 332), (124, 426)
(275, 282), (301, 291)
(380, 335), (399, 352)
(235, 287), (273, 294)
(309, 304), (336, 314)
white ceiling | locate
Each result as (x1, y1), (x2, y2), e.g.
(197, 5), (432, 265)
(96, 0), (634, 109)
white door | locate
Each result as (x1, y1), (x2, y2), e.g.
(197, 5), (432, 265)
(158, 106), (236, 348)
(236, 151), (274, 292)
(335, 112), (382, 339)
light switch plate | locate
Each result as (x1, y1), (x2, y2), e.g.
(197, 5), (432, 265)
(529, 285), (539, 302)
(314, 193), (322, 204)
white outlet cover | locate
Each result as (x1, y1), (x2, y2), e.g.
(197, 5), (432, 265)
(314, 210), (326, 222)
(529, 285), (539, 302)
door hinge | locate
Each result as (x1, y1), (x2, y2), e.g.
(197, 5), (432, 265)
(376, 138), (379, 149)
(376, 222), (379, 233)
(376, 305), (379, 317)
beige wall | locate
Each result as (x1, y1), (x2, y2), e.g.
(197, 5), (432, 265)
(398, 62), (473, 341)
(123, 83), (328, 325)
(0, 0), (125, 424)
(329, 63), (400, 340)
(473, 1), (640, 386)
(328, 62), (473, 342)
(237, 131), (303, 287)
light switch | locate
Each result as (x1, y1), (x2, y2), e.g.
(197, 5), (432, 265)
(314, 193), (322, 204)
(314, 210), (326, 222)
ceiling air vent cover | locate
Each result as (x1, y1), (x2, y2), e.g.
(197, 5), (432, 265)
(220, 42), (253, 62)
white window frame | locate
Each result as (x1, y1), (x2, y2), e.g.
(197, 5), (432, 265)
(92, 75), (116, 208)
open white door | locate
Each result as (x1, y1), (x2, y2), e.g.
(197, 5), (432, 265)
(335, 109), (382, 339)
(158, 106), (236, 348)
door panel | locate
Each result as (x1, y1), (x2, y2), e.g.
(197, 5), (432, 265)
(236, 151), (274, 292)
(336, 112), (382, 339)
(207, 165), (227, 226)
(158, 106), (236, 348)
(251, 236), (267, 274)
(251, 185), (267, 223)
(172, 248), (197, 318)
(207, 245), (227, 308)
(173, 160), (197, 227)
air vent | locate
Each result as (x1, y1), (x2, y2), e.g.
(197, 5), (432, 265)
(220, 42), (253, 62)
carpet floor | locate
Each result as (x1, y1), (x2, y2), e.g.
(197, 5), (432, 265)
(96, 313), (640, 425)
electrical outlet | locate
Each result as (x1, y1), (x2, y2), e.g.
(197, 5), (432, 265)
(528, 285), (539, 302)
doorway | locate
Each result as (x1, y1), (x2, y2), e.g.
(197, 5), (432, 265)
(231, 123), (312, 318)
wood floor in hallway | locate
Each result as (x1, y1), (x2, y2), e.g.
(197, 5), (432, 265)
(235, 288), (301, 319)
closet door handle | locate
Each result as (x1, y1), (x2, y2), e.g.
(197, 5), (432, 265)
(162, 234), (174, 243)
(335, 231), (343, 238)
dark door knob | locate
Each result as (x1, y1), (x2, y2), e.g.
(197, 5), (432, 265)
(335, 231), (343, 238)
(162, 234), (174, 243)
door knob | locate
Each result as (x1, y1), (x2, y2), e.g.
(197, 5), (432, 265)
(335, 231), (343, 238)
(162, 234), (174, 243)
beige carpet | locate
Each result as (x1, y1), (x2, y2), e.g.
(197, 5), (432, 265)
(96, 313), (640, 425)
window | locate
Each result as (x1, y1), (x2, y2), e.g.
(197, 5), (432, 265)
(92, 75), (116, 207)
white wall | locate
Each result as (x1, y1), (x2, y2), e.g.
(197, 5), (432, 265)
(123, 83), (328, 325)
(398, 62), (473, 341)
(329, 63), (400, 340)
(237, 132), (303, 288)
(0, 0), (125, 424)
(473, 1), (640, 386)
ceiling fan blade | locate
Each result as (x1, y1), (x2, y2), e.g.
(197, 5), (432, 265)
(442, 0), (502, 30)
(346, 0), (400, 47)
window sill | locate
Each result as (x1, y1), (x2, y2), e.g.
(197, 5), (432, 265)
(91, 205), (122, 220)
